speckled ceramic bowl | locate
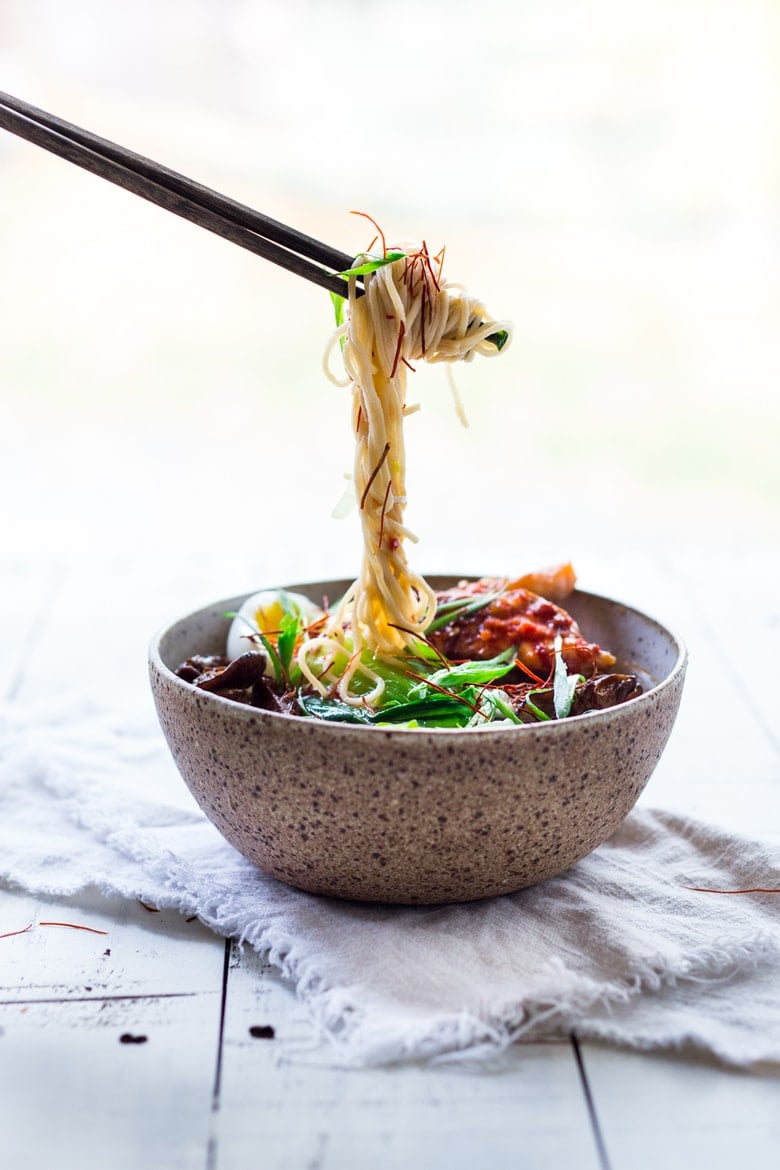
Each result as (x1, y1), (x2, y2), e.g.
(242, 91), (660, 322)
(149, 578), (686, 904)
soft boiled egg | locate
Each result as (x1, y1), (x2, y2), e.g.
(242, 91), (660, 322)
(226, 589), (325, 673)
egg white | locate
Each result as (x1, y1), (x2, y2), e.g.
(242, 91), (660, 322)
(226, 589), (325, 674)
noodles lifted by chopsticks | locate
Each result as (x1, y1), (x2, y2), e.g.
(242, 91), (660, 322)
(300, 242), (512, 706)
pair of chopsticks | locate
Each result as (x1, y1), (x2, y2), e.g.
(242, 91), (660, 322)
(0, 91), (360, 299)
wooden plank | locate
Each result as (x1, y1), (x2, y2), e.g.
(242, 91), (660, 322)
(0, 985), (221, 1169)
(0, 885), (227, 1169)
(0, 554), (223, 1170)
(579, 545), (780, 1168)
(578, 1044), (780, 1170)
(0, 886), (226, 999)
(211, 945), (604, 1170)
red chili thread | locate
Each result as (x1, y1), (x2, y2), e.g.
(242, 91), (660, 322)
(39, 921), (109, 935)
(360, 442), (390, 510)
(402, 670), (481, 715)
(514, 658), (546, 686)
(683, 886), (780, 895)
(349, 210), (387, 257)
(1, 923), (33, 939)
(433, 245), (446, 285)
(387, 623), (420, 637)
(408, 640), (450, 668)
(420, 240), (440, 291)
(305, 614), (328, 638)
(391, 320), (406, 378)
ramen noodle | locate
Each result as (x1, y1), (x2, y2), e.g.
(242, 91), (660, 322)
(298, 243), (512, 706)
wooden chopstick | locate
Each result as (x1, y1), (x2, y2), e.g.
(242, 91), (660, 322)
(0, 91), (360, 298)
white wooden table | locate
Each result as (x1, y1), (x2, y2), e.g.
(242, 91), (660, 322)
(1, 546), (778, 1170)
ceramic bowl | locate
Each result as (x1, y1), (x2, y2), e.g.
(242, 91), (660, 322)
(149, 578), (686, 904)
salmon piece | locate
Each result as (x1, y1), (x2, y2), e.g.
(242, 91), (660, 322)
(510, 562), (577, 603)
(429, 576), (615, 679)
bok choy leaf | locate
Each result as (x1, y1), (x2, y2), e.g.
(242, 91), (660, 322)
(552, 634), (584, 719)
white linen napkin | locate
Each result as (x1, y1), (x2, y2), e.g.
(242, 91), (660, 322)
(1, 700), (778, 1068)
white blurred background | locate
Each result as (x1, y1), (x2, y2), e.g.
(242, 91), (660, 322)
(1, 0), (778, 605)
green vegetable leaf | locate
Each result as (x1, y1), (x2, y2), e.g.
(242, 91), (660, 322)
(488, 691), (524, 725)
(255, 631), (285, 686)
(277, 610), (301, 676)
(329, 289), (347, 325)
(297, 693), (375, 724)
(298, 688), (479, 728)
(486, 329), (509, 351)
(552, 634), (584, 719)
(338, 251), (406, 278)
(524, 692), (552, 722)
(426, 590), (503, 634)
(422, 647), (517, 692)
(374, 694), (476, 727)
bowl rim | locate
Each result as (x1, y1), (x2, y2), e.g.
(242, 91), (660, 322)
(149, 580), (687, 737)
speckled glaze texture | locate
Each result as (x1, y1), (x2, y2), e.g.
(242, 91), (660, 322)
(149, 579), (687, 905)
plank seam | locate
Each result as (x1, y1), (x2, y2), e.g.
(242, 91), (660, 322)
(0, 991), (201, 1006)
(571, 1032), (613, 1170)
(206, 936), (231, 1170)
